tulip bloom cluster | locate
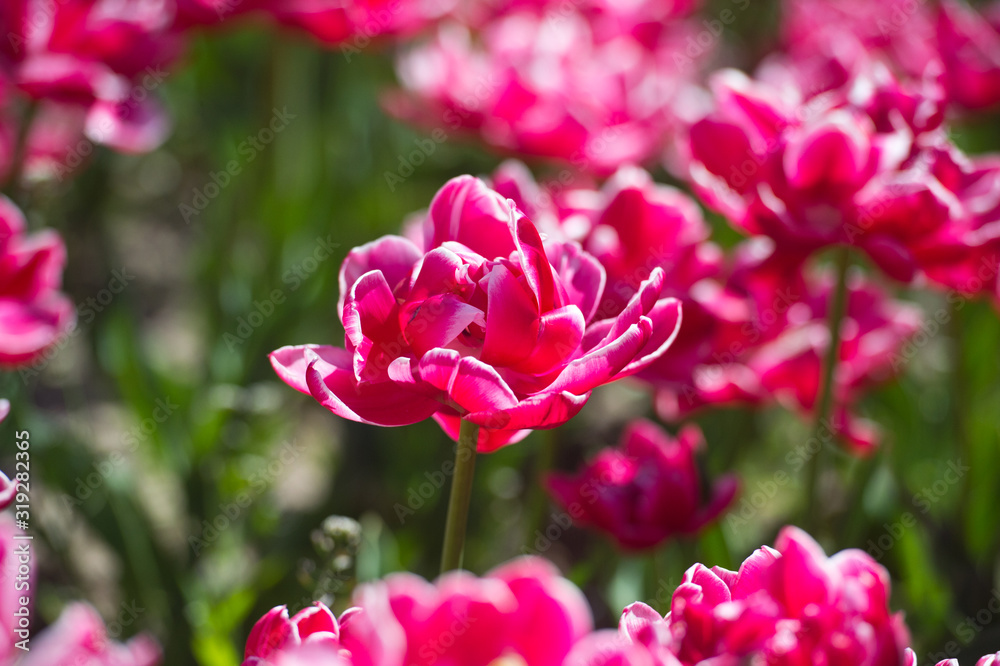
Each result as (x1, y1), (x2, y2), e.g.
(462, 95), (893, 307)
(783, 0), (1000, 111)
(240, 527), (1000, 666)
(485, 162), (921, 452)
(272, 175), (681, 451)
(389, 0), (711, 174)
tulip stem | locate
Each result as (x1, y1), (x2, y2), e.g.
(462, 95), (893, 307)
(804, 246), (851, 530)
(441, 419), (479, 573)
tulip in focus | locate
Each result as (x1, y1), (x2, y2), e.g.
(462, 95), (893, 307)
(271, 176), (681, 451)
(546, 420), (738, 550)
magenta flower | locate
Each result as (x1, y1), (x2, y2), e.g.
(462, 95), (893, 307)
(344, 556), (592, 665)
(937, 0), (1000, 110)
(780, 0), (938, 83)
(0, 512), (160, 666)
(617, 525), (911, 666)
(271, 176), (680, 451)
(243, 603), (348, 666)
(243, 557), (592, 666)
(0, 197), (75, 367)
(389, 4), (706, 175)
(686, 63), (955, 283)
(247, 0), (454, 45)
(651, 240), (921, 454)
(15, 603), (161, 666)
(546, 420), (738, 550)
(911, 144), (1000, 302)
(0, 0), (179, 158)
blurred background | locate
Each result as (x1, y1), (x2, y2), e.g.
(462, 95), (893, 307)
(1, 1), (1000, 664)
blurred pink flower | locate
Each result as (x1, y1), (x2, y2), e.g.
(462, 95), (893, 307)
(618, 525), (911, 666)
(651, 239), (921, 454)
(0, 0), (180, 161)
(781, 0), (939, 82)
(937, 0), (1000, 110)
(0, 196), (75, 367)
(248, 0), (454, 45)
(685, 62), (957, 283)
(271, 176), (681, 452)
(0, 513), (160, 666)
(912, 144), (1000, 303)
(16, 603), (161, 666)
(389, 3), (708, 175)
(341, 556), (593, 665)
(244, 557), (592, 666)
(546, 420), (738, 550)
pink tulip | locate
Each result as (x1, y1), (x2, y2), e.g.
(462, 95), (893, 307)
(244, 557), (592, 666)
(0, 196), (75, 367)
(780, 0), (938, 82)
(341, 556), (593, 665)
(650, 239), (921, 454)
(686, 61), (957, 284)
(243, 602), (348, 666)
(389, 4), (707, 175)
(911, 144), (1000, 303)
(618, 526), (911, 666)
(16, 603), (161, 666)
(271, 176), (681, 451)
(546, 420), (737, 550)
(978, 653), (1000, 666)
(0, 0), (180, 159)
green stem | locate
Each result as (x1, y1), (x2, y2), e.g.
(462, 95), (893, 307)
(950, 298), (971, 516)
(804, 246), (851, 530)
(440, 419), (479, 573)
(3, 99), (38, 199)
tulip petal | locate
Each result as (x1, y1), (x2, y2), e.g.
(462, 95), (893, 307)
(270, 346), (440, 426)
(546, 241), (607, 323)
(465, 391), (590, 449)
(416, 349), (519, 413)
(338, 235), (421, 319)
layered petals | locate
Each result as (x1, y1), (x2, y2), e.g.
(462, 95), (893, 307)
(272, 176), (678, 451)
(546, 420), (738, 550)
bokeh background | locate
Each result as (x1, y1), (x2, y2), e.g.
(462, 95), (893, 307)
(2, 1), (1000, 664)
